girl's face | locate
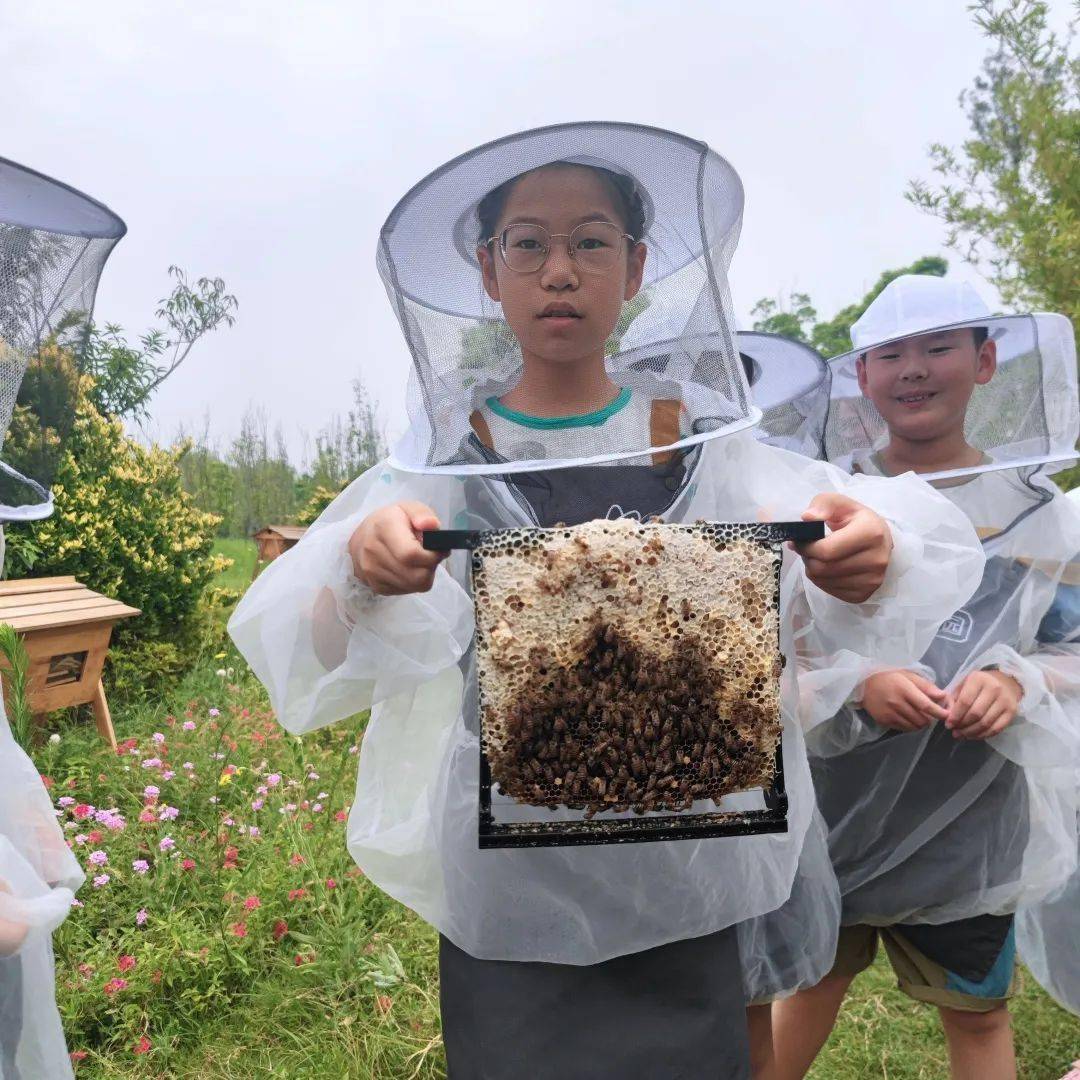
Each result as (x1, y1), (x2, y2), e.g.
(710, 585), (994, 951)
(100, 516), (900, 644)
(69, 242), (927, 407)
(856, 328), (996, 444)
(477, 166), (646, 366)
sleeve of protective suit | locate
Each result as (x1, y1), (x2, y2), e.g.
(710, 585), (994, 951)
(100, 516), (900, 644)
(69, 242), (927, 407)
(732, 440), (985, 731)
(228, 462), (474, 736)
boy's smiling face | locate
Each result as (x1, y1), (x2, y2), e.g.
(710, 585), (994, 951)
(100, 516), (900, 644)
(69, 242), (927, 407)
(856, 328), (997, 446)
(477, 165), (646, 366)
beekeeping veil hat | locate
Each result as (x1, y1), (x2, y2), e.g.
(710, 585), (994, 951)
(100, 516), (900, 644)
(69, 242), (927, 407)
(0, 157), (126, 522)
(1, 701), (85, 1079)
(379, 122), (758, 480)
(825, 274), (1079, 481)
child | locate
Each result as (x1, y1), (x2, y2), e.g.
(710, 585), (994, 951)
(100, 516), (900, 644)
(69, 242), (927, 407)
(230, 126), (985, 1079)
(772, 274), (1080, 1080)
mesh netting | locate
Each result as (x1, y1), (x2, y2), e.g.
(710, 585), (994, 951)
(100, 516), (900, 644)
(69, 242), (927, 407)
(824, 276), (1078, 481)
(0, 157), (125, 520)
(378, 122), (758, 474)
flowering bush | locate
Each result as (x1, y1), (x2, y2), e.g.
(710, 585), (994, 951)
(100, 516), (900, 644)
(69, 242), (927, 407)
(43, 660), (444, 1076)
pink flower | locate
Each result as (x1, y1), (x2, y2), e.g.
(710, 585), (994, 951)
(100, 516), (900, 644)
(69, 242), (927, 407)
(103, 977), (128, 995)
(272, 919), (289, 942)
(152, 732), (165, 745)
(335, 811), (348, 823)
(161, 770), (175, 781)
(133, 1035), (151, 1055)
(183, 761), (194, 770)
(287, 888), (307, 901)
(251, 798), (264, 811)
(158, 806), (179, 821)
(307, 771), (320, 781)
(289, 853), (304, 866)
(209, 707), (221, 718)
(73, 834), (89, 846)
(71, 898), (84, 908)
(138, 809), (156, 824)
(73, 804), (94, 820)
(230, 921), (248, 937)
(182, 720), (196, 731)
(158, 837), (175, 852)
(143, 785), (160, 799)
(325, 878), (337, 889)
(87, 830), (103, 844)
(136, 909), (148, 926)
(92, 874), (110, 888)
(117, 955), (137, 973)
(70, 1050), (88, 1063)
(132, 859), (150, 875)
(58, 796), (75, 808)
(181, 858), (196, 871)
(243, 895), (261, 911)
(141, 758), (162, 769)
(248, 826), (261, 839)
(88, 850), (108, 866)
(312, 803), (323, 814)
(267, 774), (282, 787)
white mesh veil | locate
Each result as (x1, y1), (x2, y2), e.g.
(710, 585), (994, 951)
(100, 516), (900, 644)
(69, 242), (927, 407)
(378, 122), (758, 476)
(0, 157), (126, 521)
(825, 275), (1079, 482)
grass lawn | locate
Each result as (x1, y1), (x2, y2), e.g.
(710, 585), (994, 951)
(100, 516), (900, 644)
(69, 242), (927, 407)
(211, 537), (258, 593)
(33, 552), (1077, 1077)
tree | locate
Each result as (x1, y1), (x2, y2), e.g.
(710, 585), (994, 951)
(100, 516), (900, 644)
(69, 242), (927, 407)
(82, 267), (238, 422)
(751, 256), (948, 356)
(907, 0), (1079, 331)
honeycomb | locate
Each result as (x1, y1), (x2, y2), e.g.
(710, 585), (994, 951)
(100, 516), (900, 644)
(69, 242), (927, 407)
(471, 519), (784, 817)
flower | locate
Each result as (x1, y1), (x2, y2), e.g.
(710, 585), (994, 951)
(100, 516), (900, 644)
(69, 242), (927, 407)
(216, 668), (227, 678)
(58, 796), (75, 808)
(243, 895), (261, 911)
(158, 805), (179, 821)
(158, 837), (175, 852)
(307, 771), (320, 781)
(103, 978), (128, 996)
(92, 874), (110, 888)
(209, 707), (221, 717)
(183, 761), (195, 770)
(181, 858), (196, 871)
(161, 769), (176, 781)
(144, 785), (160, 799)
(294, 952), (314, 966)
(70, 1050), (88, 1063)
(138, 809), (157, 824)
(248, 826), (261, 839)
(335, 811), (348, 823)
(312, 803), (323, 813)
(287, 888), (307, 901)
(133, 1035), (151, 1055)
(182, 720), (196, 731)
(289, 853), (305, 866)
(49, 733), (61, 745)
(88, 830), (103, 844)
(267, 774), (281, 787)
(88, 850), (108, 867)
(141, 758), (162, 769)
(132, 859), (150, 875)
(152, 732), (165, 744)
(326, 878), (337, 890)
(136, 909), (148, 926)
(375, 995), (393, 1015)
(117, 955), (137, 973)
(272, 919), (289, 942)
(73, 804), (94, 820)
(230, 921), (248, 938)
(73, 834), (89, 846)
(251, 798), (264, 811)
(71, 898), (84, 908)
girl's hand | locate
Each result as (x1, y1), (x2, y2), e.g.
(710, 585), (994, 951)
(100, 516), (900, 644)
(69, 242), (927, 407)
(860, 669), (950, 733)
(795, 493), (893, 603)
(348, 501), (447, 596)
(946, 669), (1023, 740)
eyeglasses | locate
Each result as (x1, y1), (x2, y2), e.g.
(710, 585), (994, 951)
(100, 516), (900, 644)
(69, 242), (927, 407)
(486, 221), (634, 274)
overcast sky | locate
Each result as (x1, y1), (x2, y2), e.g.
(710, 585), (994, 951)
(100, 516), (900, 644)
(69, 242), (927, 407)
(5, 1), (1070, 462)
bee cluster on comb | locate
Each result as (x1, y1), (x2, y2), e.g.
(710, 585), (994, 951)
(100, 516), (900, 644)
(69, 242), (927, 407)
(466, 518), (793, 845)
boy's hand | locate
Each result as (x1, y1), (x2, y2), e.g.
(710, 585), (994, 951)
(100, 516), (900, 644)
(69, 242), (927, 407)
(348, 501), (447, 596)
(861, 669), (950, 732)
(795, 493), (893, 603)
(946, 669), (1023, 740)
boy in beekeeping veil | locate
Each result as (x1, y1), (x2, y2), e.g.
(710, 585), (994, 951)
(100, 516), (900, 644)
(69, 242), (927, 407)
(773, 274), (1080, 1080)
(231, 125), (986, 1079)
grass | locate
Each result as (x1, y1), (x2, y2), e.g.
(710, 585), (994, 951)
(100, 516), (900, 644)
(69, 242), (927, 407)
(211, 537), (258, 593)
(33, 551), (1077, 1077)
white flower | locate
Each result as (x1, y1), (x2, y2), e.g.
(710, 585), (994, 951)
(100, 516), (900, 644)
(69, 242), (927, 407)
(48, 733), (61, 745)
(216, 669), (227, 678)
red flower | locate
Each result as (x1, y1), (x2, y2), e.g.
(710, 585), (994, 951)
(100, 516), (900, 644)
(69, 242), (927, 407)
(272, 919), (289, 942)
(40, 775), (54, 788)
(230, 921), (248, 938)
(294, 952), (315, 966)
(133, 1035), (152, 1055)
(73, 804), (93, 820)
(243, 895), (261, 911)
(103, 978), (128, 996)
(181, 858), (196, 871)
(70, 1050), (88, 1063)
(88, 830), (103, 844)
(334, 810), (348, 822)
(117, 955), (137, 973)
(225, 846), (239, 861)
(287, 888), (307, 901)
(289, 853), (305, 866)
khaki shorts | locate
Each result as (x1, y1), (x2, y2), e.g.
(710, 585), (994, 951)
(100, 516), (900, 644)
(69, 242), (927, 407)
(833, 916), (1017, 1013)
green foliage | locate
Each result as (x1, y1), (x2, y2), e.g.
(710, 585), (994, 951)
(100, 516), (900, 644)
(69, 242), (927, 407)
(4, 394), (226, 645)
(0, 622), (33, 751)
(752, 257), (949, 357)
(907, 0), (1080, 336)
